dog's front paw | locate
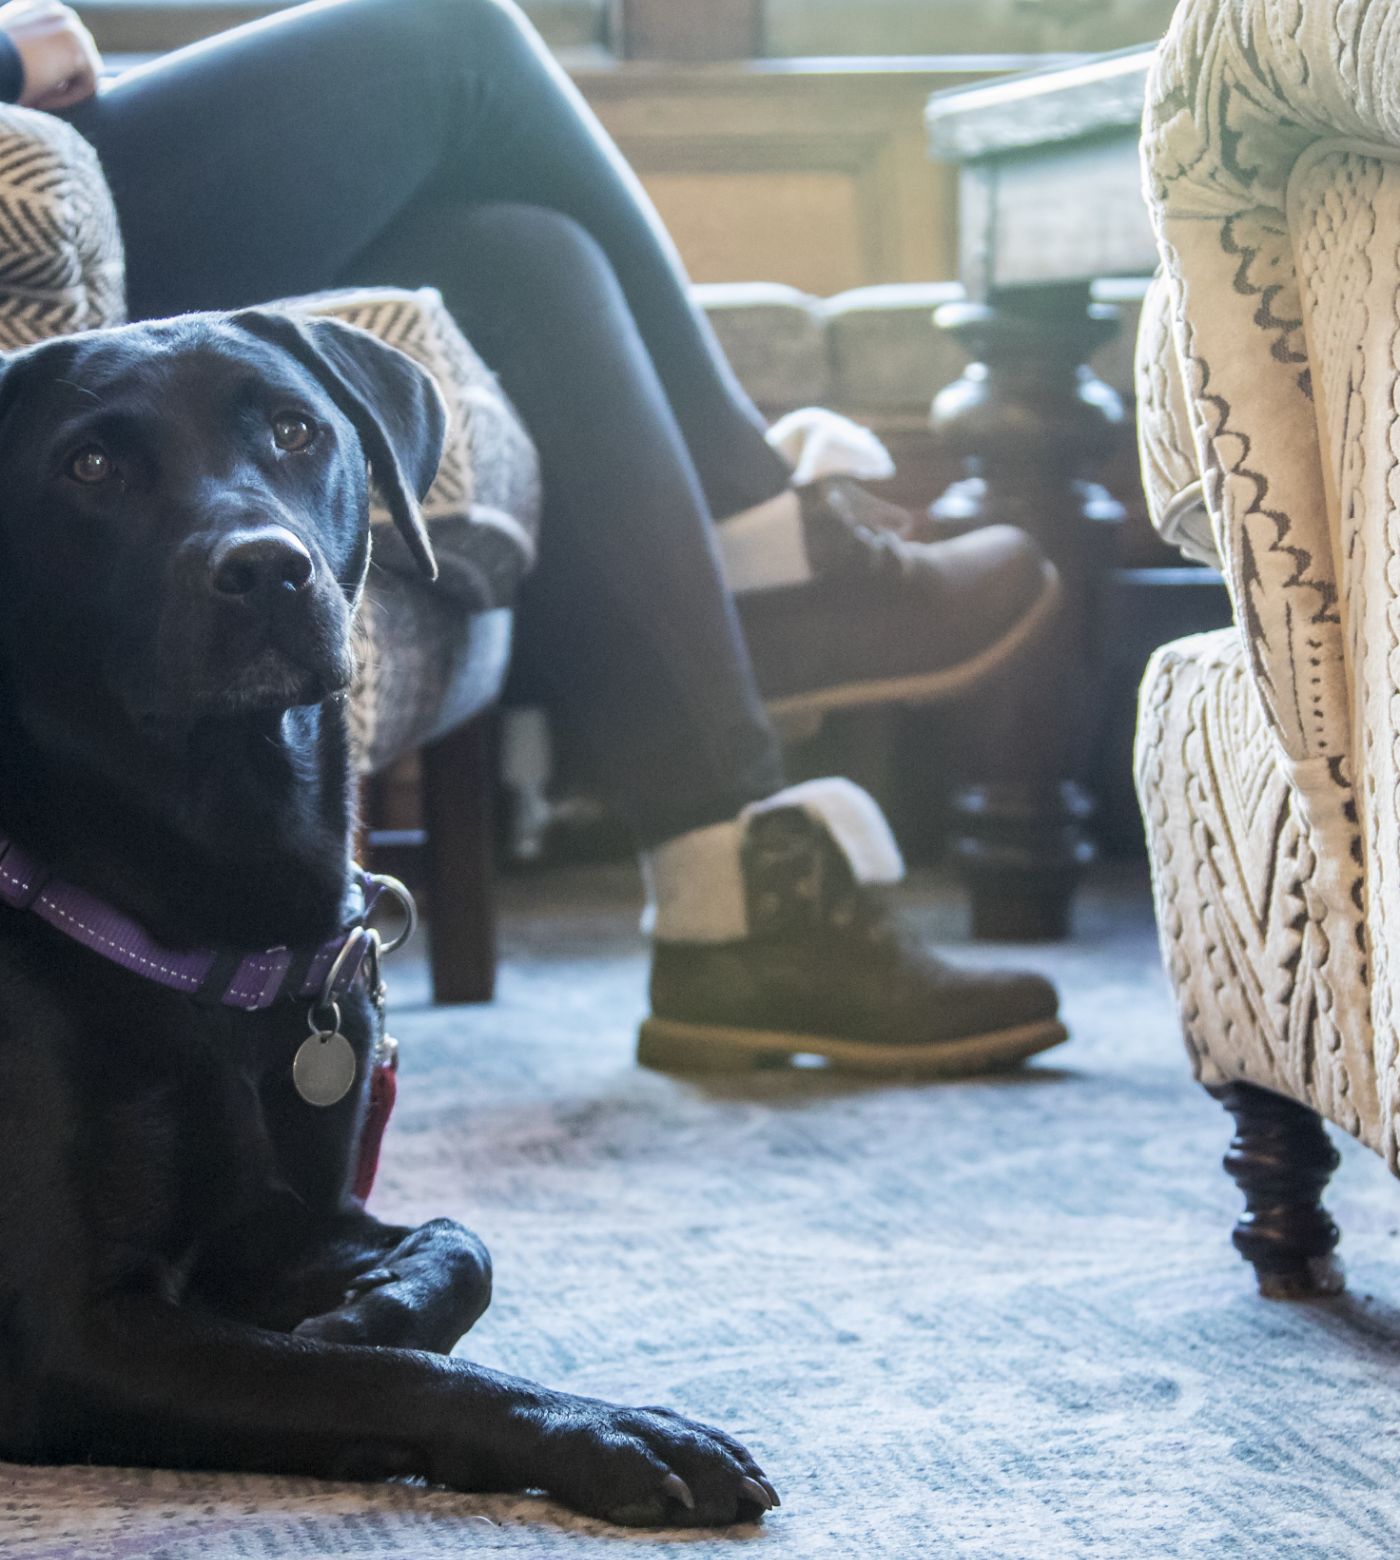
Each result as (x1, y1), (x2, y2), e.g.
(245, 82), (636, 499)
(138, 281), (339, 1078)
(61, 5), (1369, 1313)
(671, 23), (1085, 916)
(526, 1398), (779, 1527)
(293, 1219), (491, 1353)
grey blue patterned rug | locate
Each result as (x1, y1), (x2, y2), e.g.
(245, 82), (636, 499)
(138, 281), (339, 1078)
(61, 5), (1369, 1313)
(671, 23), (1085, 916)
(6, 864), (1400, 1559)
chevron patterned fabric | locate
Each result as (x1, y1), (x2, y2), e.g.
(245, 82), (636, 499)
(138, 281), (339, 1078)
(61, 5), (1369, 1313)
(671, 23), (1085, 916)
(0, 105), (124, 347)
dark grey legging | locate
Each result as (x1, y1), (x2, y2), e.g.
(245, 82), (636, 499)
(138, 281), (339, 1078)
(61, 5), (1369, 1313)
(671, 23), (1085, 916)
(65, 0), (790, 844)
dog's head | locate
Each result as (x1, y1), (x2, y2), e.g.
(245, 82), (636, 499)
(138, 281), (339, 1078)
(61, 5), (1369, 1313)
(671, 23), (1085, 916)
(0, 310), (444, 740)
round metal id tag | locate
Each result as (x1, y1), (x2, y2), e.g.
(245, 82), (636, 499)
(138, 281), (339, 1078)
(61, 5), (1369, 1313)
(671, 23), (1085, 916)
(293, 1028), (358, 1108)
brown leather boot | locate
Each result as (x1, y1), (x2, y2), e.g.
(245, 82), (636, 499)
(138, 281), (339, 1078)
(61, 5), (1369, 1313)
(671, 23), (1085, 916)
(638, 780), (1066, 1075)
(736, 477), (1059, 720)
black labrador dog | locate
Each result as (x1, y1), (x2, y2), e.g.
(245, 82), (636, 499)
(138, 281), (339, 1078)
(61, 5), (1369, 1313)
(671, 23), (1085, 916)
(0, 312), (776, 1527)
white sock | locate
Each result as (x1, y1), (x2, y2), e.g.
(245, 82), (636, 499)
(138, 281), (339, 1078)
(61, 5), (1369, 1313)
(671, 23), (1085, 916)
(715, 489), (810, 594)
(716, 408), (897, 596)
(641, 777), (904, 944)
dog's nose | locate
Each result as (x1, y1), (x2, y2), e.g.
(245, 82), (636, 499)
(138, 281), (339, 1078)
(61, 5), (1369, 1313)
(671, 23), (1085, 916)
(210, 528), (314, 599)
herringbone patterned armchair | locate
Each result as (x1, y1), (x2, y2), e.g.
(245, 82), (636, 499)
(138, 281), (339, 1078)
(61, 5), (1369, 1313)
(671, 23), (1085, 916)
(1133, 0), (1400, 1295)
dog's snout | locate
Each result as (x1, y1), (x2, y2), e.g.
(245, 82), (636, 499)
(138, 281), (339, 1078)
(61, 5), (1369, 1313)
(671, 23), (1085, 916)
(210, 528), (314, 600)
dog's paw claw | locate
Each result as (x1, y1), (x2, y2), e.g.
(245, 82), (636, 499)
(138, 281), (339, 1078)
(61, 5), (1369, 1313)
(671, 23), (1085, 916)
(738, 1476), (773, 1512)
(532, 1400), (777, 1528)
(345, 1267), (396, 1298)
(662, 1472), (695, 1510)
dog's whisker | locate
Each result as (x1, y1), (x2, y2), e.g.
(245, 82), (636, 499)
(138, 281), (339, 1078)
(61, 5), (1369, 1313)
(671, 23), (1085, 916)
(54, 377), (106, 405)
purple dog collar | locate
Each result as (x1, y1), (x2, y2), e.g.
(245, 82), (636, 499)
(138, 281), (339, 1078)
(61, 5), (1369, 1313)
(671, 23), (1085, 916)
(0, 832), (412, 1013)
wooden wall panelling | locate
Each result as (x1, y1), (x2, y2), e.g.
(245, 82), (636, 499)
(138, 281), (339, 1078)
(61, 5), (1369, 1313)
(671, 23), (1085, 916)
(575, 63), (995, 291)
(611, 0), (763, 59)
(78, 0), (612, 54)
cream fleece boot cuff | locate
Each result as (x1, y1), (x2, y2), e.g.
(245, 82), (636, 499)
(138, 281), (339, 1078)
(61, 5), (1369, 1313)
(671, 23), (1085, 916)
(715, 409), (897, 596)
(767, 406), (897, 489)
(641, 777), (905, 944)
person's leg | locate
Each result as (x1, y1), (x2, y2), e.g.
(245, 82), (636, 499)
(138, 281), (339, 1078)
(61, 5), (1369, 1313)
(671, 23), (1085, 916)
(343, 200), (785, 846)
(57, 3), (1065, 1073)
(68, 0), (1056, 712)
(344, 201), (1063, 1074)
(65, 0), (790, 518)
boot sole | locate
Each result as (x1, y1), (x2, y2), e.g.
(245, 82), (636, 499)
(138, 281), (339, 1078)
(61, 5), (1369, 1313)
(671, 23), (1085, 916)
(637, 1014), (1069, 1076)
(763, 561), (1061, 722)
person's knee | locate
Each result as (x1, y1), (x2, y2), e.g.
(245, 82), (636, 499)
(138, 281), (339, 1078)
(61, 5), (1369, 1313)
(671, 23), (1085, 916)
(458, 203), (615, 297)
(394, 0), (534, 58)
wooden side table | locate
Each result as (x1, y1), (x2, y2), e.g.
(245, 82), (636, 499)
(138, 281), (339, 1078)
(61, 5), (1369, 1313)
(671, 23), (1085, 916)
(925, 49), (1163, 939)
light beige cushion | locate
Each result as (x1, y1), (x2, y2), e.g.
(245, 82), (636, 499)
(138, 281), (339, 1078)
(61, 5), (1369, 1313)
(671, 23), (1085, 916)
(822, 283), (965, 412)
(695, 280), (969, 416)
(696, 282), (831, 409)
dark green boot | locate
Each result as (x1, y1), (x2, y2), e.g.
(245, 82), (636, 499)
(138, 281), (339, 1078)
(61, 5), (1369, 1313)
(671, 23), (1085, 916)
(639, 780), (1066, 1075)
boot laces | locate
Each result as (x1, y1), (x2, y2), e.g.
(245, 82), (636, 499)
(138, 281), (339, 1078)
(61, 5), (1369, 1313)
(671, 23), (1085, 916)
(801, 478), (919, 584)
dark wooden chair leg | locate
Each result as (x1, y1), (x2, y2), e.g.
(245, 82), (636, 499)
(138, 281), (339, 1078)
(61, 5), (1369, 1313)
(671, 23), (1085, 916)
(420, 713), (498, 1005)
(1212, 1082), (1344, 1299)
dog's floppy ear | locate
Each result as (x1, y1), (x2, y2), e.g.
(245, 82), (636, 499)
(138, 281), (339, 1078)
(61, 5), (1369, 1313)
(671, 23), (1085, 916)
(232, 309), (444, 581)
(0, 346), (35, 437)
(0, 343), (63, 457)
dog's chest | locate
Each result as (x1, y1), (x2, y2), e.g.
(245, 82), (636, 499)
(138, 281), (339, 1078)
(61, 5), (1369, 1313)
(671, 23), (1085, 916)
(47, 966), (368, 1285)
(77, 1042), (276, 1278)
(92, 1044), (282, 1245)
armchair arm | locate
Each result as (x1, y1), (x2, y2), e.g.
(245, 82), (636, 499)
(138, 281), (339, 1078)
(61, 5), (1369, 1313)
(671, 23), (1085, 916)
(1134, 269), (1219, 569)
(289, 287), (540, 608)
(0, 103), (125, 347)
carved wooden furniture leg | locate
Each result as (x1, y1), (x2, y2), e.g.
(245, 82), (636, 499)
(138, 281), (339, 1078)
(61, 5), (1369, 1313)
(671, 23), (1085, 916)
(930, 286), (1125, 940)
(421, 713), (499, 1006)
(1212, 1082), (1344, 1299)
(942, 616), (1092, 941)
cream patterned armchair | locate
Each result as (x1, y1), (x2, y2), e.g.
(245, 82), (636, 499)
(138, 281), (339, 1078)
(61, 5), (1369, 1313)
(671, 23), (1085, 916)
(1133, 0), (1400, 1295)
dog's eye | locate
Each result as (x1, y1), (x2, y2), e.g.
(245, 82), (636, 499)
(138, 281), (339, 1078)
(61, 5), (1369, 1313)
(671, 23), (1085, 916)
(272, 412), (316, 452)
(68, 447), (113, 484)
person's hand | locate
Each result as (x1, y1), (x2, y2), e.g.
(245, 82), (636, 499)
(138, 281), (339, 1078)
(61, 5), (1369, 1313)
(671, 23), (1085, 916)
(0, 1), (101, 111)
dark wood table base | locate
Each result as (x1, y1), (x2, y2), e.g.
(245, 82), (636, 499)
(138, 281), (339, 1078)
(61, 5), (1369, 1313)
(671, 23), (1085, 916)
(929, 287), (1125, 939)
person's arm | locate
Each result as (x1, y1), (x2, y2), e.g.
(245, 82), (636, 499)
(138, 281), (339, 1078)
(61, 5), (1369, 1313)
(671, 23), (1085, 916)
(0, 31), (23, 102)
